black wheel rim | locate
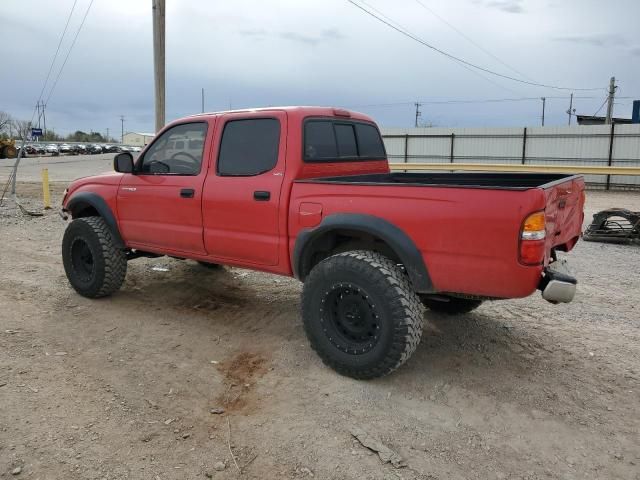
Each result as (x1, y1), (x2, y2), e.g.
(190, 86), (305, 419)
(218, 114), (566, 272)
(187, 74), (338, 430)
(70, 238), (95, 283)
(320, 283), (381, 355)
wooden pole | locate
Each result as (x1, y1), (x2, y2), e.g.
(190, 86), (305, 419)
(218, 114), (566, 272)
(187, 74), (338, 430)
(152, 0), (166, 132)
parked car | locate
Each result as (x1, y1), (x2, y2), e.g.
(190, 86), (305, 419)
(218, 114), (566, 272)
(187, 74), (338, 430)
(33, 143), (46, 155)
(25, 144), (37, 155)
(118, 145), (132, 152)
(130, 146), (142, 152)
(86, 144), (103, 154)
(59, 106), (585, 379)
(59, 143), (73, 155)
(71, 144), (87, 155)
(45, 144), (59, 155)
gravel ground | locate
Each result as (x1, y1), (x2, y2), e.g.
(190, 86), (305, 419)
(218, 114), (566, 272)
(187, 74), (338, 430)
(0, 180), (639, 480)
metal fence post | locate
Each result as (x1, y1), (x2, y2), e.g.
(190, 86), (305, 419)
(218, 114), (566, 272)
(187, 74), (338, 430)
(606, 123), (615, 190)
(450, 133), (455, 163)
(404, 134), (409, 163)
(521, 127), (527, 165)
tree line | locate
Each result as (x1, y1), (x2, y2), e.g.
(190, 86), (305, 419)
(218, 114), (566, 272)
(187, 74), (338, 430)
(0, 110), (115, 143)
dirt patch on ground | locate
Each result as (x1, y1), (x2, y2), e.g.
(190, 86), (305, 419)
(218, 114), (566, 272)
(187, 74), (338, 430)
(216, 352), (269, 413)
(1, 185), (639, 479)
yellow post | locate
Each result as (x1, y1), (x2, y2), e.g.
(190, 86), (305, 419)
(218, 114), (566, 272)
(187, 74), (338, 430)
(41, 168), (51, 210)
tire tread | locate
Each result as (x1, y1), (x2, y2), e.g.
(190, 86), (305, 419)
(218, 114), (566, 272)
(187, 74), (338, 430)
(302, 250), (424, 379)
(62, 216), (126, 298)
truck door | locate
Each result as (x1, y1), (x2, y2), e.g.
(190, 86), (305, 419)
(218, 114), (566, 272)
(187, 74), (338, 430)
(202, 111), (287, 266)
(117, 121), (211, 254)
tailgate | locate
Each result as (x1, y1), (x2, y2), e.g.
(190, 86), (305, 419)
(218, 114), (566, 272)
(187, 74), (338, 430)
(542, 176), (585, 262)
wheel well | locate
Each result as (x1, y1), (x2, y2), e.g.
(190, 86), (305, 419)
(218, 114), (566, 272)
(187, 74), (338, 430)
(299, 228), (401, 280)
(71, 203), (100, 218)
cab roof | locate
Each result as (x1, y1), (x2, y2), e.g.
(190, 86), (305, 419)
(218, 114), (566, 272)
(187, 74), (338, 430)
(187, 106), (375, 123)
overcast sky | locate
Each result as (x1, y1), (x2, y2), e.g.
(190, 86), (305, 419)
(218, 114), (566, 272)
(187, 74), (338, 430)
(2, 0), (639, 137)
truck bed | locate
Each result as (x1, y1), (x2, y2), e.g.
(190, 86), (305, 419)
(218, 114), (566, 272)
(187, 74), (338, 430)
(297, 172), (579, 190)
(290, 170), (584, 299)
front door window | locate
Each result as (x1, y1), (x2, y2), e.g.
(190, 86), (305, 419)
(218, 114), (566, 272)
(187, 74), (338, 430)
(139, 122), (207, 175)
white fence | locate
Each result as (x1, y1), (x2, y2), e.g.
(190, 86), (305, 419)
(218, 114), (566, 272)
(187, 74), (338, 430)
(381, 124), (640, 189)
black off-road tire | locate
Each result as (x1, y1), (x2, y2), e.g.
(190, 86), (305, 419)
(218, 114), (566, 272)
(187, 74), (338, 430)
(421, 296), (482, 315)
(62, 216), (127, 298)
(302, 250), (425, 379)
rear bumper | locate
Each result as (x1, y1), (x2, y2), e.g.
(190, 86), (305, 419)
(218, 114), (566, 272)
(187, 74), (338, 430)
(538, 259), (577, 304)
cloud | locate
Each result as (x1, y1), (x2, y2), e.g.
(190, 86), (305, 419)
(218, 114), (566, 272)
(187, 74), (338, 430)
(239, 28), (268, 38)
(279, 31), (321, 45)
(240, 28), (345, 46)
(3, 0), (639, 132)
(320, 28), (346, 41)
(482, 0), (525, 14)
(554, 33), (628, 48)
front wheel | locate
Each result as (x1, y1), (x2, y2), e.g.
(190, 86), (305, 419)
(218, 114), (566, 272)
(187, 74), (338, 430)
(421, 296), (482, 315)
(62, 216), (127, 298)
(302, 250), (424, 379)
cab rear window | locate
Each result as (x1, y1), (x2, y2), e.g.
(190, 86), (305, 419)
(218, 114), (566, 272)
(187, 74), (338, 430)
(304, 119), (386, 162)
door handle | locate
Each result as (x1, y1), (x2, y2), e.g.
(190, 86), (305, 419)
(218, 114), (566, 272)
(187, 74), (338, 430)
(253, 191), (270, 201)
(180, 188), (195, 198)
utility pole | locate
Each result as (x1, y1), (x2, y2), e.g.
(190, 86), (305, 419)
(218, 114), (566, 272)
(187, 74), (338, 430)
(566, 93), (575, 126)
(541, 97), (546, 126)
(152, 0), (166, 132)
(605, 76), (616, 125)
(120, 115), (125, 144)
(106, 128), (110, 142)
(414, 102), (422, 128)
(37, 101), (47, 140)
(201, 88), (205, 113)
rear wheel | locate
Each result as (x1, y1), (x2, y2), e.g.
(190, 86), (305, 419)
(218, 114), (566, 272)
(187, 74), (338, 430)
(62, 216), (127, 298)
(302, 250), (424, 379)
(421, 296), (482, 315)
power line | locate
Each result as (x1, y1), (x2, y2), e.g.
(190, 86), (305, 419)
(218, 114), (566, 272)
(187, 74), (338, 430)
(8, 0), (83, 196)
(345, 0), (605, 92)
(35, 0), (79, 108)
(412, 0), (534, 82)
(358, 0), (525, 96)
(347, 95), (617, 109)
(45, 0), (96, 105)
(592, 96), (609, 117)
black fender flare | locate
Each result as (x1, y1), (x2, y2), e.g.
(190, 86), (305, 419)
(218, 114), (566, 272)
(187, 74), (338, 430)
(292, 213), (433, 293)
(65, 192), (124, 248)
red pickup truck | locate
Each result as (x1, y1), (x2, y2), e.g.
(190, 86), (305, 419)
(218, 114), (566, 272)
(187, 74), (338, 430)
(60, 106), (584, 378)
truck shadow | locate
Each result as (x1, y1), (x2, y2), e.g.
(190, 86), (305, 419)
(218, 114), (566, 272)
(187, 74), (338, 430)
(123, 259), (262, 310)
(118, 258), (553, 384)
(422, 311), (541, 361)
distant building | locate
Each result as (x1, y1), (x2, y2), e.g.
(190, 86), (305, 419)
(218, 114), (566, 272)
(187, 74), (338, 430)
(122, 132), (155, 146)
(576, 115), (632, 126)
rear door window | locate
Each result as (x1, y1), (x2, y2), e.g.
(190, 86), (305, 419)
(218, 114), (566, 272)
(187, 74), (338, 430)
(217, 118), (280, 176)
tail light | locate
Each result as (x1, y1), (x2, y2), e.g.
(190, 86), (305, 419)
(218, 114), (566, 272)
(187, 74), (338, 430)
(520, 211), (546, 265)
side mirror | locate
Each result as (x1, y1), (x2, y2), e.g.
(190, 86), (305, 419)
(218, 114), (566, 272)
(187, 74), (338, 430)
(114, 152), (134, 173)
